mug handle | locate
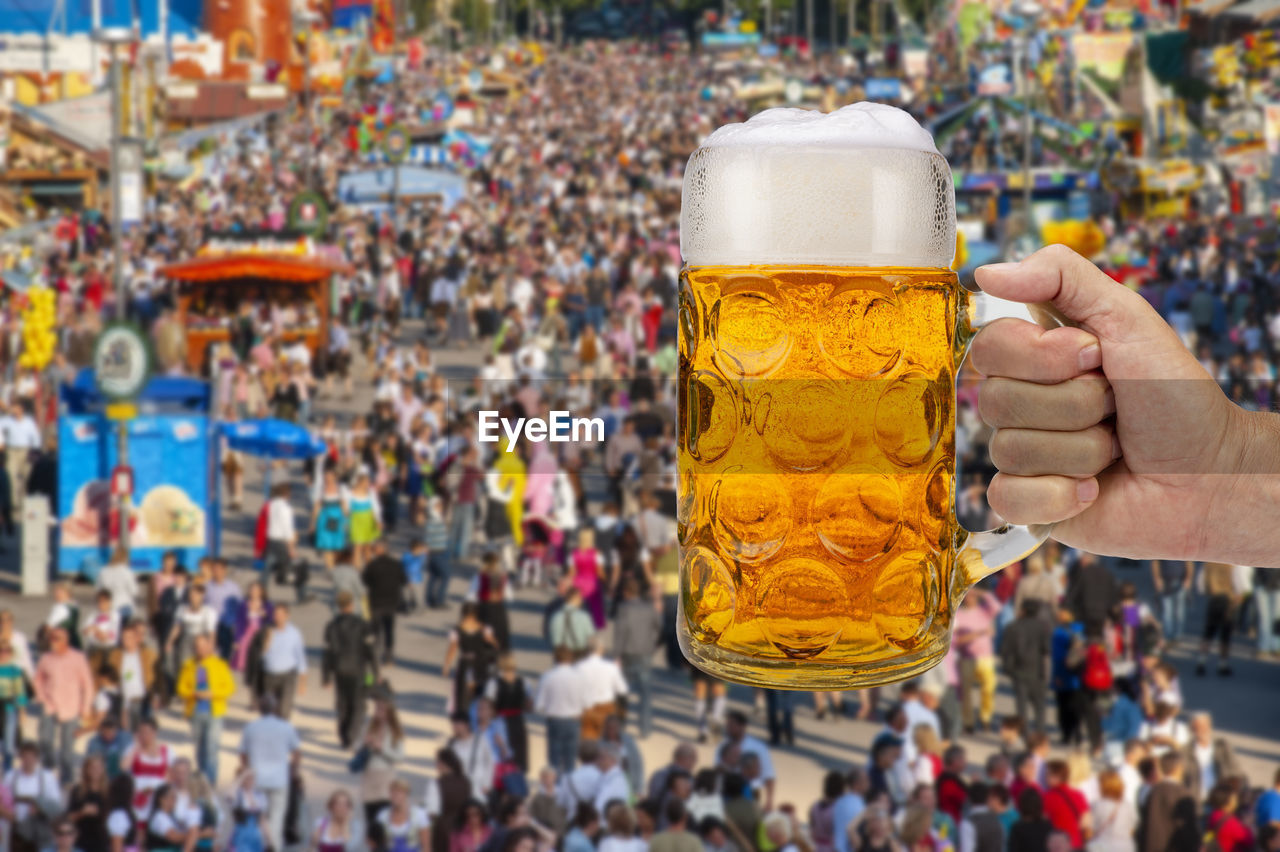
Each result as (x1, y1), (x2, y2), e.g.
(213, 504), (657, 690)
(953, 288), (1076, 586)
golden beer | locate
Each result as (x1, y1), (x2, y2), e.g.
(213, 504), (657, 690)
(678, 266), (960, 687)
(677, 104), (1048, 689)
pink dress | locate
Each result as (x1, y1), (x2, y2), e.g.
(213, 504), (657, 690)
(571, 548), (605, 629)
(233, 608), (267, 672)
(524, 447), (557, 520)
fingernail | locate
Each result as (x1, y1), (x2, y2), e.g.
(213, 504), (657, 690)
(1078, 344), (1102, 372)
(979, 261), (1021, 272)
(1077, 478), (1099, 503)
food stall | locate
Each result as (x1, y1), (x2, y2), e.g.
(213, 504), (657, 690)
(159, 237), (351, 371)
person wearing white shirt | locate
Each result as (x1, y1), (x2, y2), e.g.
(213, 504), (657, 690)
(81, 591), (122, 657)
(5, 403), (40, 448)
(593, 744), (631, 815)
(1087, 770), (1139, 852)
(284, 341), (311, 370)
(394, 386), (424, 441)
(510, 277), (535, 315)
(4, 741), (61, 825)
(899, 681), (942, 764)
(1118, 741), (1146, 813)
(167, 584), (218, 679)
(448, 713), (496, 802)
(4, 401), (39, 510)
(575, 638), (628, 742)
(1137, 703), (1189, 757)
(265, 484), (297, 588)
(535, 648), (589, 775)
(96, 553), (139, 617)
(559, 744), (602, 814)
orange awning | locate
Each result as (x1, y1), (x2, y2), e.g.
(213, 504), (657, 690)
(159, 253), (351, 284)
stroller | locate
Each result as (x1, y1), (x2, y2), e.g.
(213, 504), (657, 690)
(517, 516), (559, 589)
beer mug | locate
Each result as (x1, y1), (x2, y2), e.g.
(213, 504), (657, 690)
(676, 103), (1057, 689)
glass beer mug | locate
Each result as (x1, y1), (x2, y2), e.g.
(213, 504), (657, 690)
(676, 103), (1055, 689)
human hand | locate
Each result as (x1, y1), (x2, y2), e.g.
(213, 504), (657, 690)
(972, 245), (1280, 566)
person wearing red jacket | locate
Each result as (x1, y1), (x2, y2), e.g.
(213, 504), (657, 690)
(1042, 760), (1089, 850)
(1205, 784), (1254, 852)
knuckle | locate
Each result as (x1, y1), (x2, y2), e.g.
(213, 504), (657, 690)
(987, 474), (1035, 525)
(988, 428), (1030, 472)
(977, 379), (1010, 426)
(1074, 372), (1110, 410)
(967, 327), (1000, 376)
(1041, 243), (1080, 267)
(969, 319), (1027, 376)
(990, 473), (1071, 525)
(1083, 426), (1115, 472)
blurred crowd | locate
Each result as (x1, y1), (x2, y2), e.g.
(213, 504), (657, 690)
(0, 36), (1276, 852)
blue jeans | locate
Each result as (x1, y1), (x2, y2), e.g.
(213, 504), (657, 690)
(584, 305), (605, 334)
(621, 658), (653, 738)
(545, 716), (579, 775)
(1, 702), (18, 771)
(425, 551), (452, 608)
(1160, 588), (1188, 640)
(447, 503), (475, 565)
(1256, 588), (1280, 654)
(564, 311), (584, 341)
(190, 712), (223, 784)
(404, 291), (422, 320)
(38, 714), (79, 783)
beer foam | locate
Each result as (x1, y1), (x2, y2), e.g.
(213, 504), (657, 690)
(682, 103), (956, 269)
(701, 103), (940, 155)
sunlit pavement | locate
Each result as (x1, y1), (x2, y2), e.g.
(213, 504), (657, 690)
(8, 323), (1278, 812)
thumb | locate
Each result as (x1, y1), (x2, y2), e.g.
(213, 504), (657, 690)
(974, 244), (1170, 349)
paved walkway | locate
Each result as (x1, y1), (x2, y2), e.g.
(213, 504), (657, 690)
(6, 328), (1279, 814)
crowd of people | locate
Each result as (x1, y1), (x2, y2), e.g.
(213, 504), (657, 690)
(0, 30), (1276, 852)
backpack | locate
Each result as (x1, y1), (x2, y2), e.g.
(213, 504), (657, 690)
(1082, 643), (1113, 692)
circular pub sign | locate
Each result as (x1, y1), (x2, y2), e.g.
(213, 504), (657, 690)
(92, 323), (153, 402)
(382, 125), (411, 164)
(288, 190), (330, 236)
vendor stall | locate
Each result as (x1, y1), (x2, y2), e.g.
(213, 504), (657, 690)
(159, 240), (352, 371)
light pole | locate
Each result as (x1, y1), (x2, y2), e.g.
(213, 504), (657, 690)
(293, 10), (321, 186)
(1013, 0), (1041, 239)
(94, 26), (137, 558)
(95, 26), (133, 322)
(805, 0), (814, 52)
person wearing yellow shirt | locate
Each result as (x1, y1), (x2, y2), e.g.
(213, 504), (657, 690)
(176, 634), (236, 785)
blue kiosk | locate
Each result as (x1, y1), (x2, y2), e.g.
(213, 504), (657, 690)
(58, 370), (219, 578)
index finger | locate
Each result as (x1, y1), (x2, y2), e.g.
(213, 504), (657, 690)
(968, 317), (1102, 383)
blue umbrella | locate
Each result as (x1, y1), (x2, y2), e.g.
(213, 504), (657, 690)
(218, 419), (326, 460)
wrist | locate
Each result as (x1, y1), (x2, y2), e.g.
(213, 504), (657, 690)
(1205, 408), (1280, 566)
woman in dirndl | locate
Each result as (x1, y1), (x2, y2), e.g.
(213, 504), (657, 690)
(312, 468), (349, 572)
(347, 470), (382, 567)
